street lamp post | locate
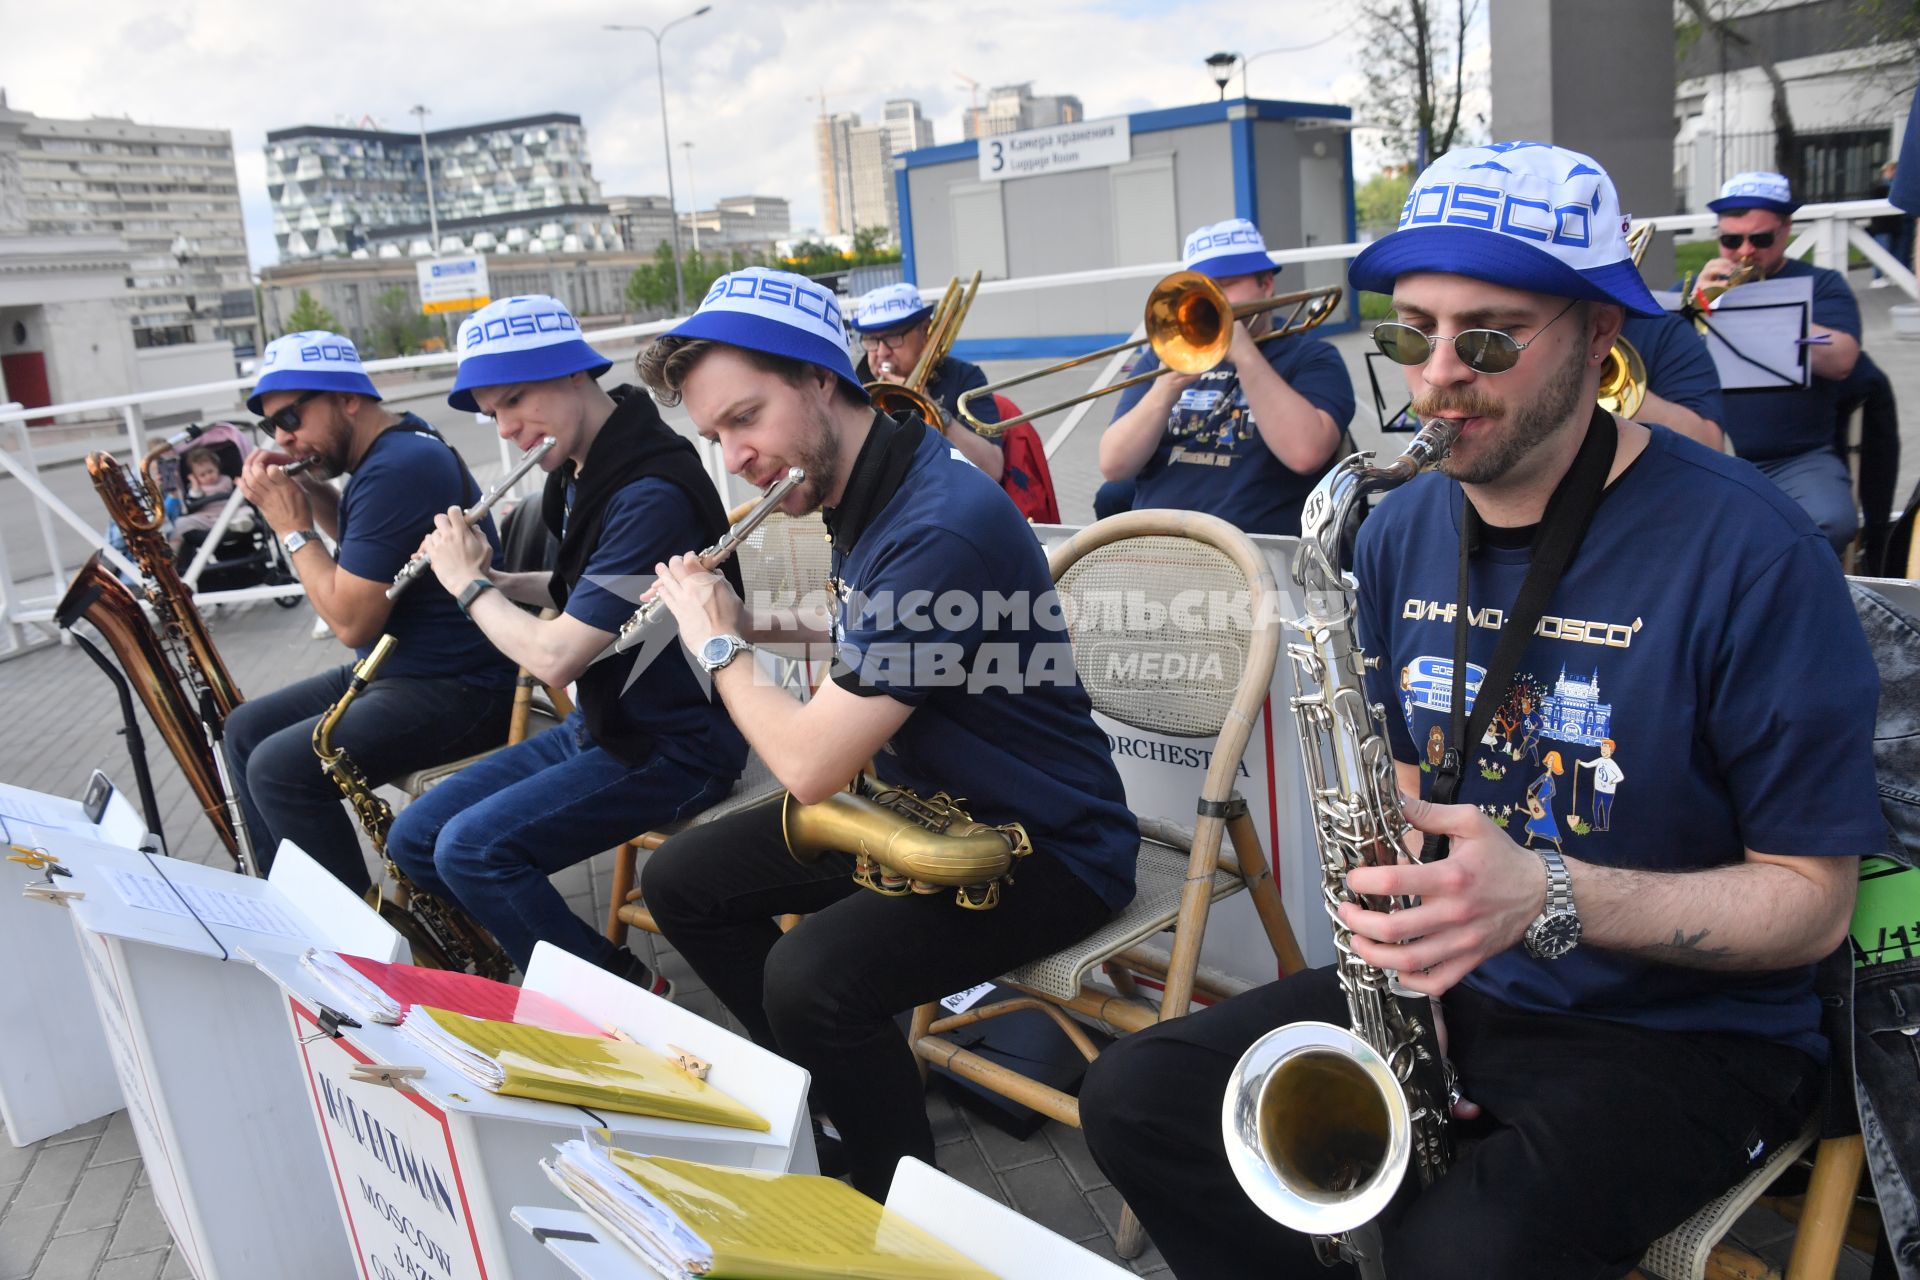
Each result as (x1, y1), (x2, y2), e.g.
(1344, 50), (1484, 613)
(1205, 51), (1239, 102)
(681, 140), (700, 255)
(410, 104), (442, 253)
(606, 5), (713, 315)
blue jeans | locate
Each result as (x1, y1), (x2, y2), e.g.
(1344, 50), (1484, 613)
(387, 710), (731, 973)
(223, 666), (512, 894)
(1756, 448), (1858, 557)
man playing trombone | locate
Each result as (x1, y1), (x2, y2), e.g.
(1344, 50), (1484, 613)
(634, 267), (1137, 1198)
(386, 295), (745, 992)
(850, 281), (1006, 481)
(1080, 144), (1880, 1279)
(226, 331), (516, 892)
(1095, 218), (1355, 535)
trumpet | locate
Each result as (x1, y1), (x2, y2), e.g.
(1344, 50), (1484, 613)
(610, 466), (806, 654)
(866, 271), (981, 427)
(957, 271), (1343, 435)
(387, 436), (556, 599)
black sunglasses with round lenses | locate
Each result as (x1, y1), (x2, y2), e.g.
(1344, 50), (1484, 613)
(258, 389), (322, 435)
(1371, 298), (1580, 375)
(1718, 231), (1777, 250)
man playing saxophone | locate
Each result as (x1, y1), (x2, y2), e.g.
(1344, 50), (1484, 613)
(226, 331), (516, 892)
(387, 295), (744, 993)
(1080, 144), (1881, 1279)
(634, 267), (1137, 1198)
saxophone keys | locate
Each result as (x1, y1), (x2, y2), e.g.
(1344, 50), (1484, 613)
(954, 882), (1000, 910)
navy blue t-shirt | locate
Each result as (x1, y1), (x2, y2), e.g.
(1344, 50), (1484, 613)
(1709, 259), (1862, 461)
(1107, 334), (1355, 536)
(1355, 427), (1883, 1060)
(335, 418), (515, 688)
(829, 426), (1138, 909)
(1893, 87), (1920, 214)
(1619, 311), (1723, 427)
(561, 477), (746, 779)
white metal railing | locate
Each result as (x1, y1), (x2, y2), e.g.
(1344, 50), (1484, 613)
(1, 197), (1904, 656)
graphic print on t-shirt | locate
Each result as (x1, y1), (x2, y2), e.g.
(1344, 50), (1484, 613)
(1165, 374), (1249, 466)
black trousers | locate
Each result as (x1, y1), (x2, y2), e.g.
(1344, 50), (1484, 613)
(1080, 965), (1819, 1280)
(641, 794), (1113, 1198)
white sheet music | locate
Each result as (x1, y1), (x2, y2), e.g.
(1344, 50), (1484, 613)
(104, 868), (308, 939)
(1693, 275), (1814, 391)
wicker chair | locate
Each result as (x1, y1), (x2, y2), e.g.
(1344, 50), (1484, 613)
(898, 508), (1306, 1256)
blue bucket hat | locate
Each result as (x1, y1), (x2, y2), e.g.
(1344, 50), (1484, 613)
(851, 282), (934, 334)
(1183, 218), (1280, 280)
(662, 267), (867, 401)
(448, 295), (612, 412)
(1707, 171), (1799, 216)
(247, 331), (382, 415)
(1348, 141), (1663, 318)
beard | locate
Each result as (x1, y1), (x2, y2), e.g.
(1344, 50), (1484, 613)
(1413, 334), (1591, 486)
(788, 398), (842, 514)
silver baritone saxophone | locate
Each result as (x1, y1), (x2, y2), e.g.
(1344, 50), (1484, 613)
(387, 436), (557, 599)
(1221, 419), (1461, 1279)
(611, 466), (806, 653)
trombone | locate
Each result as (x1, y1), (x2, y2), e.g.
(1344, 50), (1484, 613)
(865, 271), (982, 427)
(956, 270), (1343, 436)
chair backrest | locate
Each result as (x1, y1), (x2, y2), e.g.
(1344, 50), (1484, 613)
(729, 509), (832, 616)
(1048, 509), (1281, 806)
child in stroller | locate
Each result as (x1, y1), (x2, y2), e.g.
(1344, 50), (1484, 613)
(154, 422), (301, 607)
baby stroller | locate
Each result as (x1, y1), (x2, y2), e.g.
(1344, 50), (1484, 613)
(153, 422), (301, 607)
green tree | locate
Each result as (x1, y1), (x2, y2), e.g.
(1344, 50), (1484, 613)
(282, 289), (339, 335)
(366, 286), (435, 358)
(1677, 0), (1799, 189)
(1355, 0), (1481, 167)
(624, 240), (675, 316)
(1355, 166), (1412, 233)
(850, 226), (902, 266)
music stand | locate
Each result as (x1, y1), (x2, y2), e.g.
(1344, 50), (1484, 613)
(1654, 279), (1815, 393)
(1364, 349), (1417, 433)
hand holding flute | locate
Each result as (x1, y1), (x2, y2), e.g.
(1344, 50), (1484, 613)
(391, 436), (556, 600)
(612, 466), (805, 654)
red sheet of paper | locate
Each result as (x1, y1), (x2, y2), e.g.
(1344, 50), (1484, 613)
(333, 952), (609, 1036)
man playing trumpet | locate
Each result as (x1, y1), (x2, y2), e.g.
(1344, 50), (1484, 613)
(636, 267), (1137, 1198)
(1095, 218), (1356, 534)
(227, 331), (516, 892)
(387, 295), (745, 992)
(850, 281), (1006, 481)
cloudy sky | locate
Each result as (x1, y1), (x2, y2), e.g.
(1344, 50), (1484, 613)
(0, 0), (1485, 269)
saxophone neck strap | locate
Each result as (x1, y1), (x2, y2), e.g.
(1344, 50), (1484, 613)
(1427, 407), (1617, 850)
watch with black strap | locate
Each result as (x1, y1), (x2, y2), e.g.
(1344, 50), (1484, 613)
(456, 578), (497, 618)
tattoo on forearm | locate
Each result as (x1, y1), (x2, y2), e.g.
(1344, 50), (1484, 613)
(1632, 926), (1736, 966)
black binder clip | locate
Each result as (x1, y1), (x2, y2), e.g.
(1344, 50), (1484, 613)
(301, 1004), (363, 1044)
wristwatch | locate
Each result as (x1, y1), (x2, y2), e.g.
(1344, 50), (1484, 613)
(698, 633), (753, 673)
(1523, 847), (1582, 959)
(282, 528), (322, 556)
(456, 578), (497, 617)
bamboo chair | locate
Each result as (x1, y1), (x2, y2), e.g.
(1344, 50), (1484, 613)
(898, 509), (1304, 1257)
(604, 506), (833, 946)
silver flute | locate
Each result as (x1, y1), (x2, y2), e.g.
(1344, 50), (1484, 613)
(280, 456), (319, 477)
(386, 436), (557, 599)
(611, 466), (806, 653)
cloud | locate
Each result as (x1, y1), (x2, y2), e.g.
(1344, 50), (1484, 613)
(1, 0), (1397, 270)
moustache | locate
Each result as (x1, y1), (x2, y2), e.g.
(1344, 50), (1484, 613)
(1410, 392), (1504, 421)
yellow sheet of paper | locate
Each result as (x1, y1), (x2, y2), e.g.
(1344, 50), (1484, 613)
(415, 1007), (769, 1132)
(608, 1151), (999, 1280)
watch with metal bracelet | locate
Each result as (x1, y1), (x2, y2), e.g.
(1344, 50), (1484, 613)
(699, 633), (753, 673)
(282, 528), (322, 556)
(1523, 846), (1582, 959)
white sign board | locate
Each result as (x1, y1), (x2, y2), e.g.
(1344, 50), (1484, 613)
(978, 115), (1131, 182)
(418, 255), (491, 316)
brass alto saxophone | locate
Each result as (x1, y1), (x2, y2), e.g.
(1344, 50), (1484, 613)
(785, 775), (1031, 910)
(1221, 420), (1461, 1280)
(75, 448), (255, 869)
(312, 635), (513, 980)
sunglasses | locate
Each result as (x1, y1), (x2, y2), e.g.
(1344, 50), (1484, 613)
(1718, 232), (1777, 250)
(1372, 299), (1580, 375)
(258, 389), (322, 435)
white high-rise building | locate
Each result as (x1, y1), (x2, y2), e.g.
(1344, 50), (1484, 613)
(815, 110), (902, 241)
(964, 84), (1085, 139)
(265, 113), (613, 260)
(2, 97), (254, 350)
(882, 100), (935, 157)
